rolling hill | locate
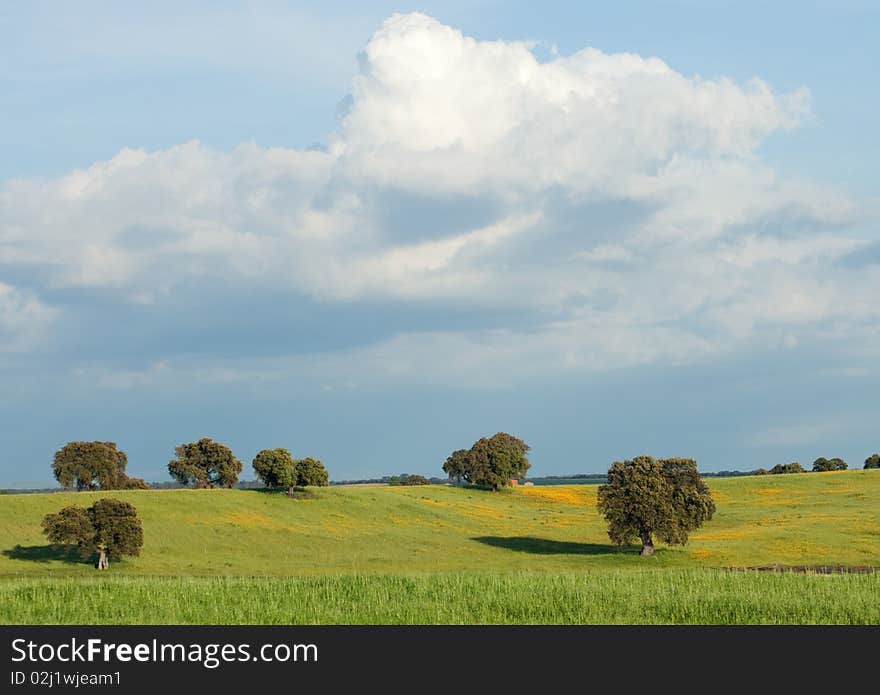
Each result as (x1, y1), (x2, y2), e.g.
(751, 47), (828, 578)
(1, 469), (878, 577)
(1, 470), (878, 623)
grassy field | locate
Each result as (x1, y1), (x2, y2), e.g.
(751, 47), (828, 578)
(3, 571), (879, 624)
(1, 470), (878, 623)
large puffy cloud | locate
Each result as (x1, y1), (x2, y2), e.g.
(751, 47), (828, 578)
(0, 12), (876, 383)
(337, 13), (810, 195)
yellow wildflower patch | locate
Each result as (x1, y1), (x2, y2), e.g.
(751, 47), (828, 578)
(846, 520), (880, 534)
(420, 498), (450, 507)
(221, 512), (283, 530)
(457, 504), (509, 521)
(539, 514), (592, 528)
(518, 486), (592, 506)
(755, 498), (802, 507)
(691, 527), (761, 541)
(709, 488), (733, 505)
(386, 515), (450, 529)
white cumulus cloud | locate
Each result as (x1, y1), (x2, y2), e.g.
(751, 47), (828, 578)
(0, 12), (876, 383)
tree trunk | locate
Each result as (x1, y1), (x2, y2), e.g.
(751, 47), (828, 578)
(96, 547), (109, 570)
(287, 486), (295, 498)
(640, 533), (655, 557)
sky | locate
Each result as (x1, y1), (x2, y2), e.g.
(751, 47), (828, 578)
(1, 1), (878, 487)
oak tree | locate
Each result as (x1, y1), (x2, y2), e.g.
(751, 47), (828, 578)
(597, 456), (715, 556)
(42, 498), (143, 570)
(253, 448), (298, 495)
(442, 449), (471, 483)
(295, 457), (329, 487)
(253, 449), (329, 494)
(442, 433), (530, 490)
(769, 462), (805, 474)
(168, 438), (242, 488)
(52, 441), (131, 491)
(812, 457), (847, 472)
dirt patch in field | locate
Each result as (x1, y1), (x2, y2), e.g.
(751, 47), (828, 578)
(723, 564), (878, 574)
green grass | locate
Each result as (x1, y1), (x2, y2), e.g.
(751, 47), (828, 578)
(2, 571), (878, 624)
(0, 470), (878, 623)
(2, 470), (878, 576)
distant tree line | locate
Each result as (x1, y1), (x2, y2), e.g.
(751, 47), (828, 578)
(527, 474), (607, 484)
(33, 435), (880, 498)
(329, 476), (448, 486)
(753, 455), (878, 475)
(387, 474), (431, 486)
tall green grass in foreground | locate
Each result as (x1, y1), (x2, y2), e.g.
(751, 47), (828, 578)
(2, 570), (878, 624)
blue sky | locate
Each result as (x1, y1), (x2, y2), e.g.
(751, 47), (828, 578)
(1, 1), (878, 486)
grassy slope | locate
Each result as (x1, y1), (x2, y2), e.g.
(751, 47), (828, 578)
(1, 469), (878, 577)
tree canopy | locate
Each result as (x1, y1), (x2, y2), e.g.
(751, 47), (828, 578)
(442, 433), (530, 490)
(42, 498), (143, 569)
(769, 462), (805, 475)
(812, 457), (847, 472)
(442, 449), (471, 482)
(168, 438), (242, 488)
(253, 449), (328, 493)
(52, 441), (148, 491)
(388, 474), (430, 486)
(596, 456), (716, 556)
(253, 448), (297, 493)
(120, 476), (150, 489)
(296, 457), (329, 487)
(865, 454), (880, 470)
(52, 441), (136, 491)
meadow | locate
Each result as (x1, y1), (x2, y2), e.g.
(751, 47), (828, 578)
(1, 470), (878, 623)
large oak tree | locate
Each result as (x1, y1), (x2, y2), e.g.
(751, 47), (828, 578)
(52, 441), (144, 491)
(253, 449), (329, 494)
(253, 448), (298, 494)
(442, 432), (530, 490)
(812, 457), (847, 472)
(597, 456), (715, 556)
(295, 457), (329, 487)
(42, 498), (143, 570)
(168, 437), (242, 489)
